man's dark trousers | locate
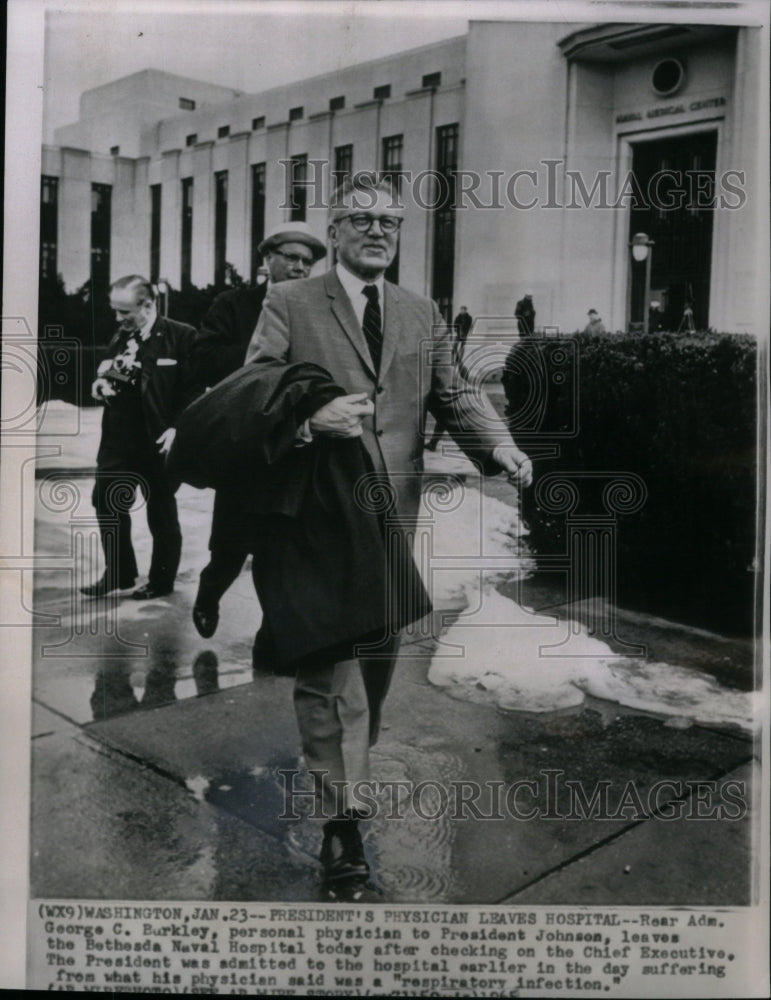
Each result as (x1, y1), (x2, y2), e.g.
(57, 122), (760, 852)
(193, 285), (267, 610)
(196, 491), (250, 610)
(93, 404), (181, 590)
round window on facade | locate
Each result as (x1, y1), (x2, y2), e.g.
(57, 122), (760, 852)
(652, 58), (685, 97)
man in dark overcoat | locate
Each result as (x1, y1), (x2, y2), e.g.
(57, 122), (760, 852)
(190, 222), (326, 644)
(80, 275), (197, 600)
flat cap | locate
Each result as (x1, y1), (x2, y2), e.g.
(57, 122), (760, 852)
(258, 221), (326, 260)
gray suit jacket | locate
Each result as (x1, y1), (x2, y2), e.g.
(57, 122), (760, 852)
(245, 268), (512, 522)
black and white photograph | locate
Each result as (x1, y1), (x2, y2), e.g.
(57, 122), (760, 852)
(1, 0), (769, 994)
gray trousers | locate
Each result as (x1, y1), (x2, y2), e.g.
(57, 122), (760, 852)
(293, 635), (400, 817)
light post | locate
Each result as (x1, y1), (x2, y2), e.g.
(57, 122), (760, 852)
(627, 232), (655, 333)
(156, 279), (170, 318)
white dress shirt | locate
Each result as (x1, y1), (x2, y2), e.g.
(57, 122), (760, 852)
(136, 305), (158, 341)
(335, 263), (384, 331)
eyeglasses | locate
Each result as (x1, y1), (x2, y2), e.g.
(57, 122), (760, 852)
(337, 213), (403, 234)
(272, 249), (315, 268)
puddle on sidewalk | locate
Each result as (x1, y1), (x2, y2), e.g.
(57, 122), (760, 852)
(424, 487), (758, 734)
(37, 641), (256, 726)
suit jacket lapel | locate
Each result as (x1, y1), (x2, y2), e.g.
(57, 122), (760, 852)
(139, 317), (164, 363)
(378, 281), (403, 384)
(324, 270), (377, 379)
(137, 318), (167, 393)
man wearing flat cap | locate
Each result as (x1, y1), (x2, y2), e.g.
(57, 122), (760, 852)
(192, 221), (327, 389)
(190, 221), (326, 646)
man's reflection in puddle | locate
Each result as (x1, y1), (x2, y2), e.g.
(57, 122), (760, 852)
(193, 650), (220, 695)
(90, 664), (139, 719)
(142, 642), (179, 708)
(90, 645), (221, 720)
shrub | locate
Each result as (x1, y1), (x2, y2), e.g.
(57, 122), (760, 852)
(503, 331), (758, 635)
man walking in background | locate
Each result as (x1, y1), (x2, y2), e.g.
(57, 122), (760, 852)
(426, 305), (475, 450)
(81, 275), (197, 600)
(515, 291), (536, 336)
(192, 222), (327, 389)
(191, 222), (326, 645)
(452, 304), (473, 363)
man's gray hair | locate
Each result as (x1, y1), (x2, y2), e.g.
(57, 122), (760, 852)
(110, 275), (157, 304)
(328, 174), (401, 221)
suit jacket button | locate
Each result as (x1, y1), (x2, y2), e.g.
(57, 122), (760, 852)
(376, 429), (384, 437)
(376, 385), (384, 394)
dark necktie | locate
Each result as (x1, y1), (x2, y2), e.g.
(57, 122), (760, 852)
(361, 284), (382, 373)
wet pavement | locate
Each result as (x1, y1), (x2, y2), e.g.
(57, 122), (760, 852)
(30, 401), (758, 904)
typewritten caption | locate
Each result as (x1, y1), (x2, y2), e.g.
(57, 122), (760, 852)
(27, 901), (758, 996)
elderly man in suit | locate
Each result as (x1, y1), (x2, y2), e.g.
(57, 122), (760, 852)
(191, 222), (326, 644)
(244, 176), (532, 887)
(80, 275), (197, 600)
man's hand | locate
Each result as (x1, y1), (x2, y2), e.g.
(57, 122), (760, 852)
(309, 393), (374, 438)
(91, 377), (116, 402)
(156, 428), (177, 456)
(492, 444), (533, 489)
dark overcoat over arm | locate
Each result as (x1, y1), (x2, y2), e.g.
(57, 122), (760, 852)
(166, 360), (432, 665)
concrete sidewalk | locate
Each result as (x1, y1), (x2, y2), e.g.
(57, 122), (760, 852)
(30, 401), (758, 904)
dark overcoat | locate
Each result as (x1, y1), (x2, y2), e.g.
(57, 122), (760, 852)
(191, 283), (268, 389)
(167, 361), (432, 666)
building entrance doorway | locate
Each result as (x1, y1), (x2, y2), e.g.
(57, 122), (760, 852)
(628, 130), (717, 331)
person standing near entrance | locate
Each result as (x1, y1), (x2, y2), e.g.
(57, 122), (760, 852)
(583, 308), (607, 334)
(515, 291), (536, 336)
(648, 300), (665, 333)
(81, 275), (197, 600)
(190, 222), (326, 643)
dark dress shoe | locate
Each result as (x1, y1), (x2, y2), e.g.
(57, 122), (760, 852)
(323, 878), (383, 903)
(320, 818), (370, 882)
(80, 575), (135, 598)
(193, 604), (219, 638)
(131, 583), (173, 600)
